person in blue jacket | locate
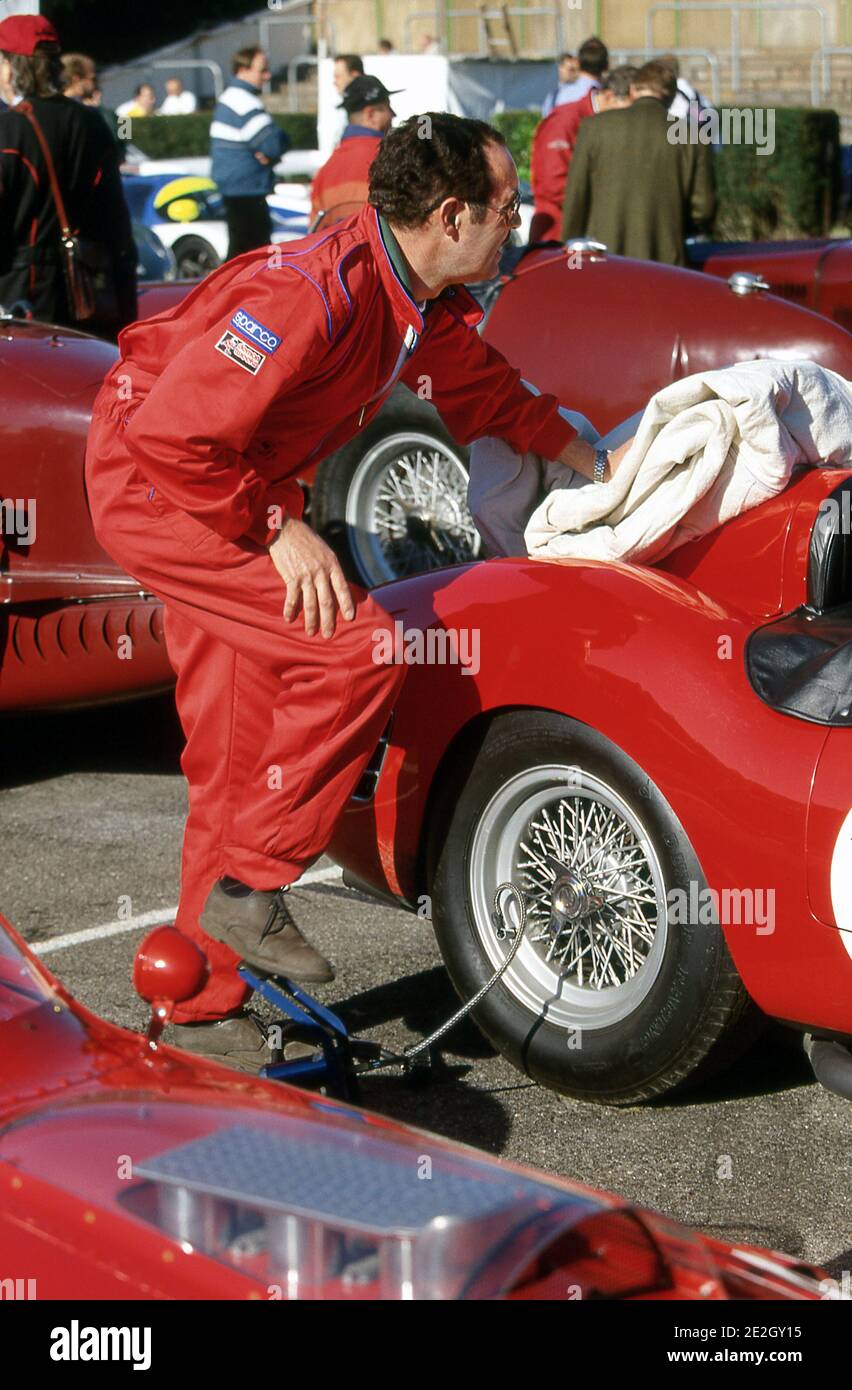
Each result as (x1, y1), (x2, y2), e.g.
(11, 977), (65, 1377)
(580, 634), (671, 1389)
(210, 45), (290, 259)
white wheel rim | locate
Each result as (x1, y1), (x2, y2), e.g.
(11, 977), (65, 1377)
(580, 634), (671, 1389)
(344, 430), (480, 586)
(468, 764), (669, 1030)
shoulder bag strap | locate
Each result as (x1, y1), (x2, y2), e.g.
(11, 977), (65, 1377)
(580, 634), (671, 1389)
(15, 99), (74, 240)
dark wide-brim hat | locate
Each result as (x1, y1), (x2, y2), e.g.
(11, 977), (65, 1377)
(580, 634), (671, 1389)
(338, 74), (402, 114)
(0, 14), (60, 55)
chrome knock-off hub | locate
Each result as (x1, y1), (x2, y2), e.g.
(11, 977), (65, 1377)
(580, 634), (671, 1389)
(547, 855), (606, 926)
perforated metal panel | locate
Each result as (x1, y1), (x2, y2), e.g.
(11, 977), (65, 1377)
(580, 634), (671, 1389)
(135, 1124), (562, 1236)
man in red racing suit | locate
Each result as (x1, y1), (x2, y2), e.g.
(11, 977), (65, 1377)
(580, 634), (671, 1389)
(85, 112), (628, 1072)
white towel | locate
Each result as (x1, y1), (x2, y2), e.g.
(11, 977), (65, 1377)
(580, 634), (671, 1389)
(468, 360), (852, 564)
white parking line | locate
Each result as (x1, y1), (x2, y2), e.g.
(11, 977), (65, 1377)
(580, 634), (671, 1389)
(32, 865), (344, 957)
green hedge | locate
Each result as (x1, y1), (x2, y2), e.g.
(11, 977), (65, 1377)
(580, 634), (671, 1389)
(493, 106), (841, 239)
(492, 110), (538, 184)
(714, 108), (840, 238)
(125, 112), (318, 159)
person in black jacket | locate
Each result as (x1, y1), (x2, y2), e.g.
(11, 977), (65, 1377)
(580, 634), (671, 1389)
(0, 15), (136, 336)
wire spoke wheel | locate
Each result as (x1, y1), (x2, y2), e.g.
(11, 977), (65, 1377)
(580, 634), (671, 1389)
(468, 765), (668, 1031)
(345, 431), (480, 586)
(434, 714), (757, 1102)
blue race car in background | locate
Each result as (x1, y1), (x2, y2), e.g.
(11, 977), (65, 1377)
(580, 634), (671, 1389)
(133, 220), (177, 283)
(123, 173), (310, 279)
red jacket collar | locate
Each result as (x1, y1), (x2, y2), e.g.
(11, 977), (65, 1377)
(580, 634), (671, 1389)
(432, 282), (484, 329)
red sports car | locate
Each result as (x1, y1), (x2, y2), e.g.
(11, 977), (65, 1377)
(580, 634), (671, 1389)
(690, 237), (852, 332)
(0, 319), (172, 713)
(0, 913), (831, 1300)
(329, 463), (852, 1107)
(310, 242), (852, 586)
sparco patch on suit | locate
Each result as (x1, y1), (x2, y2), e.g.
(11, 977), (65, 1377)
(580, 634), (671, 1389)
(230, 308), (281, 354)
(215, 330), (265, 375)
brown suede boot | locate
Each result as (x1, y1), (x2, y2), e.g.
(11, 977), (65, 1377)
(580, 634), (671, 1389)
(201, 880), (335, 984)
(163, 1012), (274, 1074)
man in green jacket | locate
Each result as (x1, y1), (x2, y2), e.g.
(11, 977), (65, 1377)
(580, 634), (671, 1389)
(561, 60), (715, 265)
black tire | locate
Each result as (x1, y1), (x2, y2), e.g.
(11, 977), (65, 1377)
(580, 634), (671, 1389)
(430, 710), (761, 1106)
(172, 234), (220, 280)
(311, 386), (479, 587)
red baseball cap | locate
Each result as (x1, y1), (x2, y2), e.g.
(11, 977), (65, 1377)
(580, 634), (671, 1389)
(0, 15), (60, 56)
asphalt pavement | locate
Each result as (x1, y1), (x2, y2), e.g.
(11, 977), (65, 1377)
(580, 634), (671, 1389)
(1, 693), (849, 1275)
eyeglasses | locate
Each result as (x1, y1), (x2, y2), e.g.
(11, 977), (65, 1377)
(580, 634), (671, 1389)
(424, 188), (522, 227)
(476, 189), (522, 226)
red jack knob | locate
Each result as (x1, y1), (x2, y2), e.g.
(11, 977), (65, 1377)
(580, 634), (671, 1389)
(134, 927), (209, 1046)
(134, 926), (209, 1005)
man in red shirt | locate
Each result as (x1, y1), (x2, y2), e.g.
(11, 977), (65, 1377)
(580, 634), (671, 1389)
(85, 113), (630, 1071)
(529, 66), (636, 243)
(310, 74), (399, 229)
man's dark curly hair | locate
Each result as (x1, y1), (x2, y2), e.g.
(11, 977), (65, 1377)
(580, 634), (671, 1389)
(368, 112), (506, 229)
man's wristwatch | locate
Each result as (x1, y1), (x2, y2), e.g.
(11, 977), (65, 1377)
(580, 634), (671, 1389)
(593, 448), (609, 485)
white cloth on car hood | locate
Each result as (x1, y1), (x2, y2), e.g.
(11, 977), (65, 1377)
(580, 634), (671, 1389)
(467, 360), (852, 564)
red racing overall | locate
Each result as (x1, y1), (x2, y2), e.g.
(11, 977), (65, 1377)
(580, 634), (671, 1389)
(84, 205), (577, 1021)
